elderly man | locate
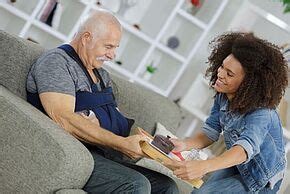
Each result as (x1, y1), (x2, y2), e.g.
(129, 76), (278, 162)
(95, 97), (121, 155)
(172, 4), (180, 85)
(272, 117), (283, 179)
(26, 9), (178, 194)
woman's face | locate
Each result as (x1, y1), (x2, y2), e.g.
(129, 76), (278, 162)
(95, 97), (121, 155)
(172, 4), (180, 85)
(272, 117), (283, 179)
(214, 54), (245, 100)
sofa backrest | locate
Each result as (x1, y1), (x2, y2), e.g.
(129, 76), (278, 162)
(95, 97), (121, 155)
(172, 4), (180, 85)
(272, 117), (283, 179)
(111, 75), (183, 134)
(0, 30), (45, 100)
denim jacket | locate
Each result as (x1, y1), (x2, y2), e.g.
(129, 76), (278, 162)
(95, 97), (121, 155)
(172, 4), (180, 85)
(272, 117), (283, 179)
(202, 93), (286, 192)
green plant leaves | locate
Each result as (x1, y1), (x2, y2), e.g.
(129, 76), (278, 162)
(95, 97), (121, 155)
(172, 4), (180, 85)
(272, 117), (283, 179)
(283, 0), (290, 13)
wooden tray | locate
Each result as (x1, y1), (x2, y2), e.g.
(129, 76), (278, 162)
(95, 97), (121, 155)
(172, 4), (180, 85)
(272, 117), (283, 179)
(136, 127), (204, 189)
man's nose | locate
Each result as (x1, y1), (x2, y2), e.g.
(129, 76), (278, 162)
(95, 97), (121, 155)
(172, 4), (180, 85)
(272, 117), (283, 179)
(106, 49), (115, 60)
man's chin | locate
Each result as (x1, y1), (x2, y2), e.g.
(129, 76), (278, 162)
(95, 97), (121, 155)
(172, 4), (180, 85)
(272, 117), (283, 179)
(93, 62), (104, 69)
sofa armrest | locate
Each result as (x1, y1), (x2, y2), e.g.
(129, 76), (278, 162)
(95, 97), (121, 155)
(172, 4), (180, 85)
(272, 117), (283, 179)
(0, 86), (94, 193)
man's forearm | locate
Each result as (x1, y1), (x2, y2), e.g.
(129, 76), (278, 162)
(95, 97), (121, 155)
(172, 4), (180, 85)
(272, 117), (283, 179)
(54, 112), (126, 150)
(205, 145), (247, 173)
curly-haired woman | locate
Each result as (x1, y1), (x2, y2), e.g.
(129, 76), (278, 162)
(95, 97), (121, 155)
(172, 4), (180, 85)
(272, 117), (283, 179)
(167, 32), (288, 193)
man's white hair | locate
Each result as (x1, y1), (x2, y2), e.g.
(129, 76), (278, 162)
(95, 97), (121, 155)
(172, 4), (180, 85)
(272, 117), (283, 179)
(74, 9), (121, 41)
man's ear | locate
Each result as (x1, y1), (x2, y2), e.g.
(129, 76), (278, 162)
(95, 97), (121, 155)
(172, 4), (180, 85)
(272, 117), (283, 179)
(81, 31), (92, 46)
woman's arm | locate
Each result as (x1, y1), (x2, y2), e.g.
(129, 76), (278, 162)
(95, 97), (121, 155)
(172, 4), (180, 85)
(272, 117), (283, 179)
(205, 145), (247, 172)
(166, 145), (247, 180)
(185, 131), (215, 149)
(172, 94), (223, 152)
(171, 131), (215, 152)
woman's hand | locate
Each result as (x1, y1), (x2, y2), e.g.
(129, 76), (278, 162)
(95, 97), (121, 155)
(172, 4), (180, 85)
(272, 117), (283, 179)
(170, 138), (188, 152)
(165, 160), (210, 181)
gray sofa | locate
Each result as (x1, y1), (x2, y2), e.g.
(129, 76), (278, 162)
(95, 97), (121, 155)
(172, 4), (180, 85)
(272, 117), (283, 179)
(0, 30), (192, 193)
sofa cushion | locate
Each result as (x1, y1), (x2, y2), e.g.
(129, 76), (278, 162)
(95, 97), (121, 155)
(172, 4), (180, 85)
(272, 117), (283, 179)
(154, 122), (178, 138)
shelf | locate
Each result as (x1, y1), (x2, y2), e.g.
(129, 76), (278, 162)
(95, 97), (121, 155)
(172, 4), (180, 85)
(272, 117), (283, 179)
(249, 0), (290, 27)
(90, 3), (155, 45)
(160, 14), (203, 58)
(99, 0), (178, 39)
(31, 19), (67, 41)
(34, 0), (85, 35)
(0, 0), (228, 100)
(0, 7), (26, 35)
(138, 48), (182, 91)
(286, 142), (290, 154)
(177, 9), (207, 29)
(104, 61), (134, 82)
(179, 73), (213, 121)
(284, 127), (290, 140)
(6, 0), (40, 15)
(79, 0), (91, 6)
(181, 0), (222, 24)
(228, 2), (290, 45)
(114, 29), (151, 73)
(46, 0), (86, 35)
(129, 0), (177, 38)
(24, 25), (63, 49)
(156, 42), (185, 63)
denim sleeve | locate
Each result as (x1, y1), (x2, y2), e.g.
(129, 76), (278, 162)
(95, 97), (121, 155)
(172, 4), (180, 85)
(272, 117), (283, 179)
(233, 109), (271, 164)
(201, 95), (222, 142)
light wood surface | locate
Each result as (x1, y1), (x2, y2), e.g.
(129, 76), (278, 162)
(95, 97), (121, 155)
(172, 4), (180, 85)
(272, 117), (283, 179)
(136, 127), (204, 189)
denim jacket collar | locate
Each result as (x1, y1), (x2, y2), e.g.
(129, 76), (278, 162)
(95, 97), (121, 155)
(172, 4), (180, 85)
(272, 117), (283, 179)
(219, 93), (228, 112)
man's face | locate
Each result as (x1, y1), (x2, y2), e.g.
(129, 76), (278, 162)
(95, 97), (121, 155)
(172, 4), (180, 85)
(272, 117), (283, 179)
(84, 25), (121, 69)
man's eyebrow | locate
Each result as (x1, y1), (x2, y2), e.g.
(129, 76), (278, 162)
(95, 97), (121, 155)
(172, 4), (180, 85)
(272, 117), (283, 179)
(106, 43), (119, 47)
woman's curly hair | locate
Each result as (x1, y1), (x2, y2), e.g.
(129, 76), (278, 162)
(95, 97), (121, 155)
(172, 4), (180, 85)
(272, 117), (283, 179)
(206, 32), (288, 114)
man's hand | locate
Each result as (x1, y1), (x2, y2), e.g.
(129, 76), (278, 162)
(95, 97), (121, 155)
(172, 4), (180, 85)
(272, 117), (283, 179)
(120, 134), (149, 159)
(164, 160), (209, 181)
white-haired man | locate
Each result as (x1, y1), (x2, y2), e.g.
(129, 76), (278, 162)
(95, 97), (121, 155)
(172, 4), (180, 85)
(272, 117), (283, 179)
(26, 9), (178, 194)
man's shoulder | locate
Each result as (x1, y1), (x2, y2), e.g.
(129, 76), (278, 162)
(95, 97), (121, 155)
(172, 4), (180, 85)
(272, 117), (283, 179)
(37, 48), (69, 63)
(31, 48), (72, 72)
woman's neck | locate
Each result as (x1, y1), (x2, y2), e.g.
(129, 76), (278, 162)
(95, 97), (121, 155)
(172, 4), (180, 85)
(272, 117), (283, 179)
(226, 93), (235, 101)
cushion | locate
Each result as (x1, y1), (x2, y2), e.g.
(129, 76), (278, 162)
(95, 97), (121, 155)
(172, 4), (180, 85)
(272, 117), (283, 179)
(154, 122), (178, 139)
(154, 122), (208, 160)
(110, 73), (183, 135)
(0, 30), (44, 99)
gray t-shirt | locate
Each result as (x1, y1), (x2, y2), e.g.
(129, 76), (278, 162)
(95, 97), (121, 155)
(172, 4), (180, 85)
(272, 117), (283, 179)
(27, 48), (112, 96)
